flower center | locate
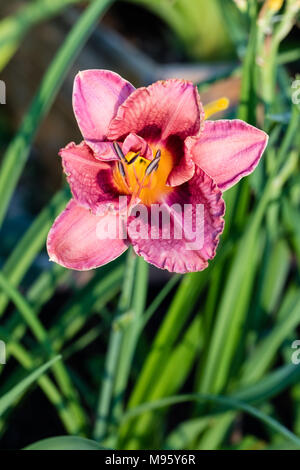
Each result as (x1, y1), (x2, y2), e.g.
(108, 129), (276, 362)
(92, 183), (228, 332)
(112, 143), (174, 206)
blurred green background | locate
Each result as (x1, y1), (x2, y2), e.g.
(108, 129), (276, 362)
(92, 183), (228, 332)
(0, 0), (300, 451)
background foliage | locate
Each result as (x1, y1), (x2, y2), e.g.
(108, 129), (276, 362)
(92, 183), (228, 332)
(0, 0), (300, 450)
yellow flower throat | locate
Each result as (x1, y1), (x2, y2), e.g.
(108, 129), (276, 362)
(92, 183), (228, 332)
(113, 146), (174, 206)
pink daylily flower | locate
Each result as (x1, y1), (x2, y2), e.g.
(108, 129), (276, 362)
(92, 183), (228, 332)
(47, 70), (268, 273)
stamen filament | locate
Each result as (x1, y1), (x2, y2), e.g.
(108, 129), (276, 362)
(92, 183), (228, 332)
(133, 164), (142, 186)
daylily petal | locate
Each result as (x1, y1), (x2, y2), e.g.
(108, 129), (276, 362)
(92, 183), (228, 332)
(122, 133), (153, 160)
(166, 135), (195, 186)
(187, 119), (268, 191)
(47, 200), (128, 270)
(127, 168), (225, 273)
(89, 141), (119, 161)
(60, 142), (123, 215)
(73, 69), (135, 145)
(167, 155), (195, 186)
(108, 79), (204, 143)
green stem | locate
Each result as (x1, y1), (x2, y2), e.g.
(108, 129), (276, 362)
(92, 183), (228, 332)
(0, 272), (87, 433)
(0, 355), (61, 417)
(224, 0), (258, 236)
(126, 273), (204, 411)
(139, 274), (181, 331)
(197, 149), (297, 396)
(93, 249), (137, 441)
(0, 264), (123, 427)
(260, 0), (299, 116)
(0, 0), (94, 72)
(237, 0), (258, 124)
(0, 188), (70, 317)
(0, 329), (76, 434)
(112, 257), (149, 430)
(121, 393), (300, 448)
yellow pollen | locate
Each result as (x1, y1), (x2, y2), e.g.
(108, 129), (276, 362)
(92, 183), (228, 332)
(204, 97), (230, 119)
(113, 148), (174, 206)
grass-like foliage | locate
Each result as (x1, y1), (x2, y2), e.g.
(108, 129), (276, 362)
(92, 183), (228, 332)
(0, 0), (300, 450)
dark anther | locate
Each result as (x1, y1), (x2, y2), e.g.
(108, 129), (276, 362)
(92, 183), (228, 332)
(127, 153), (140, 165)
(155, 149), (161, 160)
(145, 149), (161, 176)
(113, 141), (127, 162)
(145, 157), (160, 175)
(118, 161), (126, 178)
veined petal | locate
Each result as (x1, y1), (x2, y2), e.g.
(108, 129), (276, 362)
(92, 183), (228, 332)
(88, 141), (119, 161)
(47, 200), (128, 270)
(73, 69), (135, 144)
(127, 168), (225, 273)
(167, 155), (195, 187)
(60, 142), (122, 215)
(166, 135), (195, 186)
(187, 119), (268, 191)
(108, 79), (204, 143)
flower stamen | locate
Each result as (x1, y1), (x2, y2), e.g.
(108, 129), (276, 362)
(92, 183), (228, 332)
(127, 153), (140, 165)
(113, 145), (173, 207)
(145, 149), (161, 176)
(132, 164), (142, 186)
(113, 141), (127, 162)
(113, 141), (132, 188)
(117, 160), (126, 178)
(129, 151), (161, 206)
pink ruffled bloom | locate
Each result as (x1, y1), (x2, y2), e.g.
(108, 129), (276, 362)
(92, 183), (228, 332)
(47, 70), (268, 273)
